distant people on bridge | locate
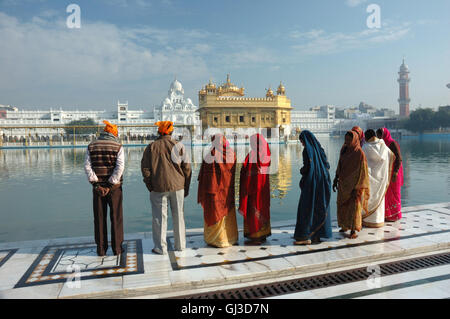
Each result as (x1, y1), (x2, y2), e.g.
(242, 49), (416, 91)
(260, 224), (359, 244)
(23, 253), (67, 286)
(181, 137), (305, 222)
(197, 133), (238, 248)
(377, 128), (404, 222)
(333, 130), (370, 239)
(362, 129), (395, 228)
(84, 120), (125, 256)
(294, 130), (333, 245)
(141, 121), (192, 255)
(239, 133), (272, 245)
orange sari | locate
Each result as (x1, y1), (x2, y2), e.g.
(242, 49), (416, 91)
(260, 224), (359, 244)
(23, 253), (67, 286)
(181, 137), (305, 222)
(336, 131), (370, 232)
(198, 134), (238, 247)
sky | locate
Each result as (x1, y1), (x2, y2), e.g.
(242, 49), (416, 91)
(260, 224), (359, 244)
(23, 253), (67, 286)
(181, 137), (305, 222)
(0, 0), (449, 112)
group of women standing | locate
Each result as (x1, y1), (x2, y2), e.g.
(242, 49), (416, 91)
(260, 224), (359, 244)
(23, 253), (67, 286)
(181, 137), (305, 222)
(197, 133), (272, 247)
(196, 126), (403, 248)
(333, 126), (404, 239)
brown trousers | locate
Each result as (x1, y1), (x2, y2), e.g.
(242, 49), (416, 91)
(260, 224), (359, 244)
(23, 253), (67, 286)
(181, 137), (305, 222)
(93, 186), (124, 255)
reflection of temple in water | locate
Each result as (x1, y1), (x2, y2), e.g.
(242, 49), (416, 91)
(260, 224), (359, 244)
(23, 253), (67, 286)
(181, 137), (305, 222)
(0, 147), (148, 179)
(0, 148), (85, 177)
(227, 144), (292, 203)
(270, 145), (292, 199)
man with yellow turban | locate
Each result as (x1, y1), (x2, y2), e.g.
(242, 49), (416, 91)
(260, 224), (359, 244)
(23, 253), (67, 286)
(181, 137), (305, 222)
(141, 121), (192, 254)
(84, 120), (125, 256)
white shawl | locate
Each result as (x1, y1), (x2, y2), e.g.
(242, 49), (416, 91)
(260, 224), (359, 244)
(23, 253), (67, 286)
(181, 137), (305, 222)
(362, 138), (395, 222)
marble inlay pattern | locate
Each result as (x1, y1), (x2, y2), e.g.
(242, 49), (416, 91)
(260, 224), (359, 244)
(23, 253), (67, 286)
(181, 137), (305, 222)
(14, 240), (143, 288)
(0, 249), (18, 268)
(168, 209), (450, 271)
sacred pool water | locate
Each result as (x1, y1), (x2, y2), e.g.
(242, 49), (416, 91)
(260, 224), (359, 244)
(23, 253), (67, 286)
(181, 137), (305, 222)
(0, 135), (448, 243)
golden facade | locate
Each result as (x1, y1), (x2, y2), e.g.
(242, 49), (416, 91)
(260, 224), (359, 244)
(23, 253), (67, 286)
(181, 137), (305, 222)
(198, 75), (293, 134)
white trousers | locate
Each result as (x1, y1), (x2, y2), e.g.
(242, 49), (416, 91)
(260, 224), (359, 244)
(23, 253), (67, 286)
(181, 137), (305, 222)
(150, 190), (186, 254)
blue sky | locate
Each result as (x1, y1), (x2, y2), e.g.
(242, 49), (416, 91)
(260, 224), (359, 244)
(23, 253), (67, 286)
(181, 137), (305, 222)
(0, 0), (449, 111)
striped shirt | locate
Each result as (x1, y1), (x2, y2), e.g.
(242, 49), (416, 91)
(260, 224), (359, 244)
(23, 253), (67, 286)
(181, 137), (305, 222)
(85, 139), (124, 184)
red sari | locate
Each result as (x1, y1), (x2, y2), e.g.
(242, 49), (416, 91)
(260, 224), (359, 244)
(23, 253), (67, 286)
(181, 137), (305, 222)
(198, 134), (238, 247)
(382, 128), (404, 221)
(239, 133), (271, 241)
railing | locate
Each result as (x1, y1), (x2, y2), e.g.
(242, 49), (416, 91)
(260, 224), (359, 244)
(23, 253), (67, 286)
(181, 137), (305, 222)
(0, 124), (163, 148)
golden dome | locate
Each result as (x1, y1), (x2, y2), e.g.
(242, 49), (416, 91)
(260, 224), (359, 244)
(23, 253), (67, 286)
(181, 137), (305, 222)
(205, 78), (216, 90)
(266, 87), (274, 98)
(277, 81), (286, 95)
(217, 74), (245, 96)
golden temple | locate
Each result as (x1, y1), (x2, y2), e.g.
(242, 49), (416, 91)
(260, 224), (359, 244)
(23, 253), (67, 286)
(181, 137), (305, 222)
(198, 75), (293, 135)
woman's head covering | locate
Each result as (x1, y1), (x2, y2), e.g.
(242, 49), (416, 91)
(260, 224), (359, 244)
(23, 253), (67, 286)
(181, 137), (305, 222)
(239, 133), (271, 234)
(210, 133), (235, 164)
(352, 126), (365, 146)
(376, 128), (384, 139)
(350, 130), (360, 146)
(382, 127), (395, 147)
(155, 121), (174, 135)
(103, 120), (118, 137)
(295, 130), (332, 240)
(299, 130), (330, 173)
(337, 130), (370, 215)
(198, 133), (236, 226)
(246, 133), (271, 168)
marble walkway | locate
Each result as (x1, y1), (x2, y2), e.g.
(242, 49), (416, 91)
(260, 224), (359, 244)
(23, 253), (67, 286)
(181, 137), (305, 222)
(0, 202), (449, 299)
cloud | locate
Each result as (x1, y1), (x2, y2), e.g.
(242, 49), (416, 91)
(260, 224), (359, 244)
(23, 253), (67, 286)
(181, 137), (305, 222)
(0, 10), (283, 107)
(0, 11), (210, 97)
(221, 47), (275, 67)
(289, 29), (325, 40)
(290, 25), (411, 56)
(0, 9), (417, 108)
(101, 0), (151, 8)
(345, 0), (368, 7)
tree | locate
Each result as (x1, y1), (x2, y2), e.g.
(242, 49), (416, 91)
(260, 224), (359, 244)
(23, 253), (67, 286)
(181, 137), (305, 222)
(64, 118), (99, 135)
(404, 108), (438, 133)
(435, 106), (450, 130)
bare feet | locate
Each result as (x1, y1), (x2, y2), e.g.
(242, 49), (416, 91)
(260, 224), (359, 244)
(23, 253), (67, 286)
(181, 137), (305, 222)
(349, 232), (358, 239)
(245, 240), (262, 245)
(293, 240), (312, 245)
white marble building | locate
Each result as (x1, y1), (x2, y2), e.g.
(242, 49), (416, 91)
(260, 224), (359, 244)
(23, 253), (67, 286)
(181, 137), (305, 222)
(0, 79), (201, 141)
(153, 79), (200, 127)
(290, 105), (337, 135)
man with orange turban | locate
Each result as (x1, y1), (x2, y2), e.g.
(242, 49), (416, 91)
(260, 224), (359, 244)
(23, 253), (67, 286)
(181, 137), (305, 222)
(85, 120), (125, 256)
(141, 121), (192, 254)
(154, 121), (174, 135)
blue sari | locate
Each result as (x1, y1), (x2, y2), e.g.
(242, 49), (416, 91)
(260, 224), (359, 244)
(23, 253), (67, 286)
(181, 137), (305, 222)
(294, 130), (332, 241)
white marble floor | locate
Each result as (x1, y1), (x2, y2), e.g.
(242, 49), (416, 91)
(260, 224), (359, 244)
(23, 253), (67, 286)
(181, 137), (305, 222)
(0, 202), (449, 299)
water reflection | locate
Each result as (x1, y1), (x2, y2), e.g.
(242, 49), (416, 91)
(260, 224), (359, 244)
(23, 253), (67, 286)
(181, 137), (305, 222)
(0, 136), (449, 243)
